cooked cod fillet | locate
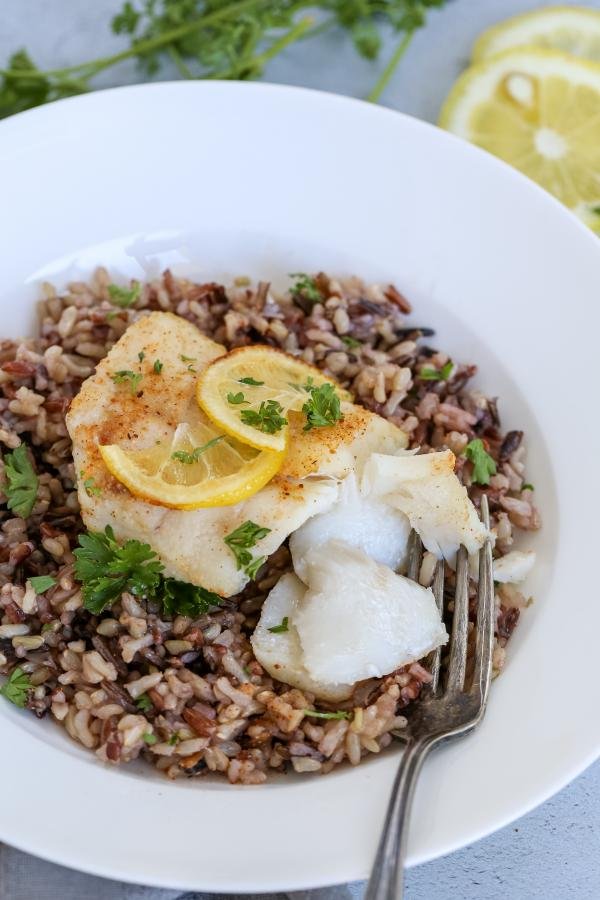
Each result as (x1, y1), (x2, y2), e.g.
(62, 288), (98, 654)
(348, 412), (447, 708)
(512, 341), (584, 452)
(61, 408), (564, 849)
(67, 312), (408, 597)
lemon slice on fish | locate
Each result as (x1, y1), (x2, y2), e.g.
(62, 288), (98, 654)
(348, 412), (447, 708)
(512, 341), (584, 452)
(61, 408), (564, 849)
(99, 415), (284, 509)
(440, 48), (600, 225)
(196, 346), (351, 453)
(473, 7), (600, 63)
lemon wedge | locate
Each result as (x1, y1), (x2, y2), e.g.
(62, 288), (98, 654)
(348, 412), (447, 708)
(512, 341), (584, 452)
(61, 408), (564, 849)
(196, 346), (350, 453)
(440, 48), (600, 219)
(99, 414), (284, 509)
(473, 7), (600, 63)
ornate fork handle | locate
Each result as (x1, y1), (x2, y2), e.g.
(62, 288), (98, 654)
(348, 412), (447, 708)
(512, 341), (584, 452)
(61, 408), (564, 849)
(365, 736), (437, 900)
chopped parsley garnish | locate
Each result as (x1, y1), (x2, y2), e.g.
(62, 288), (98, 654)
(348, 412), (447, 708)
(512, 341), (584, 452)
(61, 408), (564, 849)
(168, 733), (179, 746)
(238, 377), (264, 386)
(136, 694), (153, 712)
(240, 400), (287, 434)
(3, 445), (38, 519)
(171, 436), (224, 464)
(0, 667), (32, 708)
(521, 482), (534, 492)
(74, 525), (222, 616)
(341, 335), (361, 349)
(303, 709), (351, 720)
(29, 575), (56, 593)
(110, 370), (143, 394)
(153, 359), (163, 374)
(138, 350), (145, 363)
(142, 732), (157, 745)
(302, 383), (342, 431)
(80, 471), (102, 497)
(224, 520), (271, 580)
(268, 616), (289, 634)
(180, 355), (196, 363)
(107, 282), (141, 308)
(74, 526), (164, 614)
(289, 273), (322, 306)
(161, 578), (222, 617)
(227, 391), (249, 405)
(463, 439), (497, 486)
(418, 360), (453, 381)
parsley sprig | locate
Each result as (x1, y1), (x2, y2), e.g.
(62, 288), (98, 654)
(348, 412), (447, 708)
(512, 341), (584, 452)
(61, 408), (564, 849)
(240, 400), (287, 434)
(463, 439), (497, 486)
(289, 273), (322, 308)
(111, 370), (143, 394)
(268, 616), (289, 634)
(171, 435), (224, 464)
(73, 525), (222, 616)
(0, 667), (32, 708)
(227, 391), (249, 405)
(107, 282), (141, 308)
(224, 520), (271, 580)
(302, 383), (343, 431)
(418, 360), (453, 381)
(0, 3), (446, 120)
(3, 445), (38, 519)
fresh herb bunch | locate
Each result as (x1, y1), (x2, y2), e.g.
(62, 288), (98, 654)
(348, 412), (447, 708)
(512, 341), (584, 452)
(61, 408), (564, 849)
(0, 1), (447, 120)
(73, 525), (223, 615)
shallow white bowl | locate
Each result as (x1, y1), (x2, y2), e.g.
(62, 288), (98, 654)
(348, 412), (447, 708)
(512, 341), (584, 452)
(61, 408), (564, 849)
(0, 81), (599, 892)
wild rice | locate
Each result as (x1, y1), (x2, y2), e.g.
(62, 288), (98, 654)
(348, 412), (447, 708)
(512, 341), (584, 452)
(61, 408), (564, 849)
(0, 269), (539, 783)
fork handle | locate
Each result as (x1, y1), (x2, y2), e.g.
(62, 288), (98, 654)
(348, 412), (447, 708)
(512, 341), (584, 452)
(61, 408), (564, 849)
(364, 738), (435, 900)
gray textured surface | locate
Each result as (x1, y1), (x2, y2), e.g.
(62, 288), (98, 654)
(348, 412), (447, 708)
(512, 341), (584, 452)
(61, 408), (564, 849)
(1, 1), (599, 897)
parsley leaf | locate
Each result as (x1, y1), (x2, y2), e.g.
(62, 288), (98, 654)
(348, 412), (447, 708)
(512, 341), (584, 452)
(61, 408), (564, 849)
(289, 273), (322, 307)
(227, 391), (249, 405)
(107, 282), (141, 308)
(341, 335), (361, 349)
(419, 360), (453, 381)
(168, 733), (179, 746)
(302, 383), (343, 431)
(240, 400), (287, 434)
(142, 732), (157, 745)
(521, 482), (534, 492)
(463, 439), (497, 486)
(74, 526), (223, 617)
(238, 377), (264, 386)
(180, 355), (196, 363)
(0, 667), (32, 708)
(161, 577), (222, 617)
(80, 471), (102, 497)
(29, 575), (56, 593)
(110, 370), (143, 394)
(138, 351), (145, 363)
(3, 445), (38, 518)
(136, 693), (153, 712)
(268, 616), (289, 634)
(303, 709), (351, 720)
(171, 435), (224, 464)
(74, 526), (164, 614)
(153, 359), (163, 374)
(224, 520), (271, 579)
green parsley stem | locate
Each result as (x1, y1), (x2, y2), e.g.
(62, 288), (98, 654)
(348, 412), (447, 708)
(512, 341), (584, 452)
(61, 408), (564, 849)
(208, 16), (314, 81)
(366, 29), (414, 104)
(0, 0), (276, 83)
(167, 46), (194, 80)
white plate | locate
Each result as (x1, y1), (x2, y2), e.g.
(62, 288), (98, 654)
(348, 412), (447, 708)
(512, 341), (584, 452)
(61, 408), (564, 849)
(0, 81), (599, 892)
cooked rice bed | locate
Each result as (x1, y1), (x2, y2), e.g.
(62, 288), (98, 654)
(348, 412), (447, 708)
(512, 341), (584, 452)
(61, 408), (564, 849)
(0, 268), (539, 783)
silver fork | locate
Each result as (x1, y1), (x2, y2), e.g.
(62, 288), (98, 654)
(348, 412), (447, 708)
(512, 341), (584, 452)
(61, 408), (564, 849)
(365, 495), (494, 900)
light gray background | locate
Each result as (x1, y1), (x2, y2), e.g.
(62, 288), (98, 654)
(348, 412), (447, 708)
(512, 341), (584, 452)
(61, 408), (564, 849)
(1, 1), (599, 898)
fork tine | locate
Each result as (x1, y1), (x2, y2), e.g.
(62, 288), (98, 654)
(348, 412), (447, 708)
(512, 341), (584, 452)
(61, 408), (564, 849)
(446, 545), (469, 693)
(471, 495), (495, 703)
(406, 530), (422, 582)
(429, 560), (445, 693)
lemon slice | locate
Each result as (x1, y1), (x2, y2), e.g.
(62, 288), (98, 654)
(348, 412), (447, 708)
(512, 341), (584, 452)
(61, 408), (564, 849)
(440, 48), (600, 220)
(473, 7), (600, 63)
(197, 346), (350, 452)
(99, 413), (284, 509)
